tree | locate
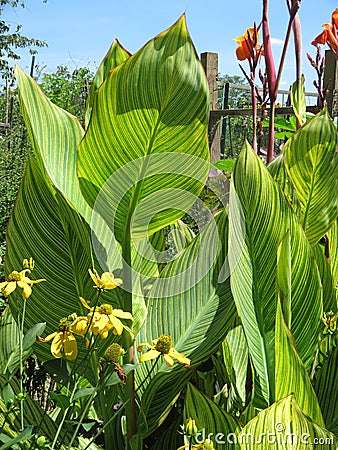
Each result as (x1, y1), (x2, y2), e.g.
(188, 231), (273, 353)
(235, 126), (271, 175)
(0, 0), (47, 76)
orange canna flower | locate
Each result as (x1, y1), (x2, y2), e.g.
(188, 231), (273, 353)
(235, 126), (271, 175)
(234, 27), (264, 62)
(312, 8), (338, 56)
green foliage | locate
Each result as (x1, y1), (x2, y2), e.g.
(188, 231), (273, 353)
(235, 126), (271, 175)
(0, 0), (47, 75)
(0, 12), (337, 450)
(39, 65), (93, 125)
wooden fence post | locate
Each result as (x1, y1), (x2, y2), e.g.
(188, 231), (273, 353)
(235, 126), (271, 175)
(323, 50), (338, 118)
(200, 52), (220, 163)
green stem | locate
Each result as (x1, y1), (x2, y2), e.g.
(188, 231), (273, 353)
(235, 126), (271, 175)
(19, 298), (27, 431)
(267, 102), (275, 164)
(122, 219), (136, 449)
(83, 356), (161, 450)
(188, 436), (193, 450)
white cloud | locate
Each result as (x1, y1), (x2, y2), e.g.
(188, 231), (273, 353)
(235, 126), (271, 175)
(271, 37), (284, 45)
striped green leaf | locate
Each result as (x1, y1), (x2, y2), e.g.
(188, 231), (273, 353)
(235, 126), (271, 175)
(312, 243), (337, 312)
(328, 220), (338, 306)
(135, 211), (236, 435)
(85, 39), (131, 128)
(268, 154), (301, 219)
(4, 158), (120, 366)
(228, 142), (322, 406)
(315, 346), (338, 435)
(275, 297), (324, 427)
(238, 394), (336, 449)
(223, 320), (249, 407)
(283, 109), (338, 245)
(277, 231), (291, 329)
(15, 66), (90, 224)
(291, 75), (306, 127)
(184, 383), (240, 450)
(148, 416), (184, 450)
(77, 15), (210, 245)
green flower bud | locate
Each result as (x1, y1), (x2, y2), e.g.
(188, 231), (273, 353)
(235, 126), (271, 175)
(104, 343), (124, 363)
(184, 417), (197, 436)
(155, 334), (172, 354)
(36, 436), (47, 447)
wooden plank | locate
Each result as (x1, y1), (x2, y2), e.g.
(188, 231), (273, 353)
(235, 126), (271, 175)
(210, 105), (318, 120)
(200, 52), (221, 163)
(222, 83), (318, 97)
(323, 49), (338, 118)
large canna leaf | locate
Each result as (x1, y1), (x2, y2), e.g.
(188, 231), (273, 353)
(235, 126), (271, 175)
(283, 109), (338, 246)
(77, 14), (210, 247)
(134, 211), (236, 436)
(184, 383), (240, 450)
(4, 158), (123, 366)
(14, 66), (90, 223)
(228, 142), (322, 406)
(315, 346), (338, 435)
(223, 319), (249, 408)
(85, 39), (131, 128)
(275, 297), (324, 427)
(328, 220), (338, 307)
(238, 394), (336, 449)
(312, 243), (337, 312)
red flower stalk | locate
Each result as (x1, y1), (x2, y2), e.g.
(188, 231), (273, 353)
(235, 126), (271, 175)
(262, 0), (277, 103)
(234, 24), (264, 152)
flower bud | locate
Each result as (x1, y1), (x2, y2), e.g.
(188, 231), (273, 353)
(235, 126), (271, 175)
(202, 439), (214, 449)
(184, 418), (197, 437)
(23, 257), (35, 270)
(154, 334), (172, 354)
(104, 343), (124, 363)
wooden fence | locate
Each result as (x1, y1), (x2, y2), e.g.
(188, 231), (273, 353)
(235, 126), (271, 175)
(201, 51), (338, 163)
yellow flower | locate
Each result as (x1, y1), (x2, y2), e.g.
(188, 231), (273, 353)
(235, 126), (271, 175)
(138, 334), (190, 368)
(79, 297), (133, 338)
(37, 318), (78, 360)
(0, 269), (45, 299)
(184, 418), (198, 437)
(88, 269), (123, 290)
(71, 315), (90, 337)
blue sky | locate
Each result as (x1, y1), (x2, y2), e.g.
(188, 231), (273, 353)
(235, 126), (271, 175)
(4, 0), (337, 92)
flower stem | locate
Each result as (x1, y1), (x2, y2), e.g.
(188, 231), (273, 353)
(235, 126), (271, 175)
(19, 298), (27, 431)
(251, 80), (258, 152)
(83, 356), (161, 450)
(267, 102), (275, 164)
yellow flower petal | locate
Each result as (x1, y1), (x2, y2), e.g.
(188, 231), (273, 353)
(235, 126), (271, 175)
(79, 296), (91, 310)
(111, 309), (134, 321)
(0, 281), (8, 290)
(137, 343), (149, 352)
(37, 331), (58, 343)
(63, 334), (78, 360)
(17, 281), (32, 299)
(88, 269), (102, 288)
(3, 281), (16, 296)
(71, 316), (89, 337)
(51, 333), (63, 358)
(29, 278), (46, 285)
(109, 315), (124, 335)
(101, 272), (123, 289)
(169, 348), (191, 367)
(90, 313), (109, 335)
(163, 354), (174, 367)
(139, 349), (161, 363)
